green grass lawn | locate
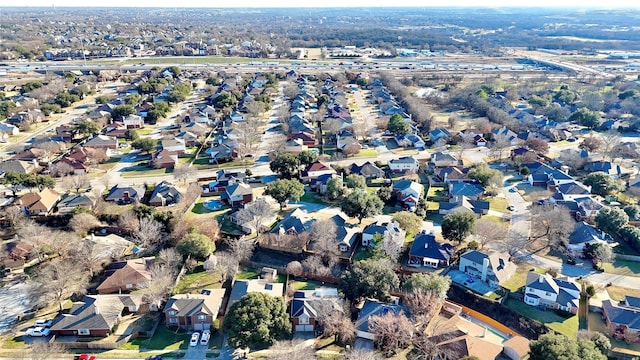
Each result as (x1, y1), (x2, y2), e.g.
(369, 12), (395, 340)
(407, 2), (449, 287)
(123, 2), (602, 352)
(427, 186), (446, 197)
(236, 268), (259, 280)
(505, 299), (578, 339)
(300, 192), (330, 205)
(355, 149), (379, 157)
(425, 213), (445, 225)
(218, 216), (245, 235)
(120, 165), (173, 177)
(121, 324), (190, 350)
(488, 196), (509, 213)
(601, 259), (640, 276)
(174, 266), (223, 294)
(606, 285), (640, 301)
(501, 265), (545, 292)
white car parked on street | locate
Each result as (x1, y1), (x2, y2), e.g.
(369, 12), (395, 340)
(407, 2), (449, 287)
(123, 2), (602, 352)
(26, 327), (50, 337)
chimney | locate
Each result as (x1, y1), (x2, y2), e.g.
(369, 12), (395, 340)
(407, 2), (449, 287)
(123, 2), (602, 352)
(94, 305), (99, 314)
(482, 327), (487, 338)
(424, 243), (429, 249)
(481, 258), (489, 282)
(538, 275), (544, 283)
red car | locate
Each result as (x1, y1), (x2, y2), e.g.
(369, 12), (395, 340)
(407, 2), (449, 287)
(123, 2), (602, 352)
(74, 355), (97, 360)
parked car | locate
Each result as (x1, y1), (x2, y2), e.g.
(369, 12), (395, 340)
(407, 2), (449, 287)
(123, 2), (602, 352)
(146, 356), (162, 360)
(200, 330), (210, 345)
(507, 205), (515, 211)
(190, 332), (200, 346)
(34, 319), (53, 328)
(25, 327), (50, 337)
(74, 355), (97, 360)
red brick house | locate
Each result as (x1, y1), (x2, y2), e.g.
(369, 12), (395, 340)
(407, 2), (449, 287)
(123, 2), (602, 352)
(164, 289), (226, 331)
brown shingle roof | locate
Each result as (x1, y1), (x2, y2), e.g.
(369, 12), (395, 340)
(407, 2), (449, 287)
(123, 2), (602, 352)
(96, 257), (154, 293)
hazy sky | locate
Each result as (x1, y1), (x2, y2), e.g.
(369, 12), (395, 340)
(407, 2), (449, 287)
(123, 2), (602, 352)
(16, 0), (640, 8)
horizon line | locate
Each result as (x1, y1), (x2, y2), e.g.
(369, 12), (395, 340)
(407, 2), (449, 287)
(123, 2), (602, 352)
(2, 5), (640, 8)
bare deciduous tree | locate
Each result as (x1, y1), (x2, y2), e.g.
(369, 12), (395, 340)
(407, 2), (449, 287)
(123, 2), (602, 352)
(285, 261), (303, 277)
(33, 258), (89, 311)
(118, 209), (140, 234)
(600, 130), (621, 161)
(140, 264), (177, 308)
(531, 204), (575, 250)
(344, 349), (384, 360)
(157, 248), (182, 271)
(49, 162), (74, 178)
(226, 236), (256, 262)
(302, 255), (332, 277)
(489, 133), (511, 160)
(234, 199), (275, 236)
(173, 165), (197, 184)
(28, 340), (67, 360)
(473, 219), (508, 249)
(135, 218), (164, 248)
(216, 251), (239, 283)
(498, 232), (531, 257)
(308, 219), (340, 264)
(69, 212), (101, 237)
(315, 298), (356, 344)
(368, 311), (414, 357)
(325, 118), (343, 135)
(232, 117), (263, 159)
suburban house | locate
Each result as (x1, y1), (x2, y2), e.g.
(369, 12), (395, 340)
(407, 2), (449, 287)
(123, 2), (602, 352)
(503, 336), (532, 360)
(602, 296), (640, 339)
(230, 199), (279, 234)
(301, 161), (335, 182)
(436, 167), (468, 183)
(310, 173), (341, 194)
(525, 162), (573, 189)
(58, 157), (89, 175)
(123, 114), (145, 129)
(429, 127), (452, 143)
(57, 192), (96, 214)
(458, 250), (516, 287)
(585, 161), (622, 178)
(492, 127), (520, 145)
(524, 272), (580, 314)
(290, 288), (341, 333)
(84, 135), (118, 155)
(96, 257), (155, 294)
(284, 138), (308, 154)
(408, 232), (454, 268)
(104, 185), (144, 204)
(392, 179), (424, 211)
(151, 149), (178, 169)
(388, 156), (419, 173)
(575, 196), (604, 220)
(176, 131), (199, 147)
(0, 122), (19, 135)
(431, 152), (461, 168)
(355, 299), (407, 341)
(50, 294), (149, 336)
(328, 213), (360, 253)
(428, 307), (504, 360)
(362, 221), (405, 247)
(567, 221), (611, 254)
(349, 161), (385, 179)
(148, 181), (182, 207)
(18, 188), (60, 216)
(549, 182), (591, 202)
(0, 159), (39, 174)
(448, 182), (484, 203)
(83, 233), (136, 261)
(223, 182), (253, 207)
(161, 138), (186, 154)
(164, 289), (226, 331)
(439, 196), (489, 216)
(226, 279), (284, 314)
(209, 143), (236, 163)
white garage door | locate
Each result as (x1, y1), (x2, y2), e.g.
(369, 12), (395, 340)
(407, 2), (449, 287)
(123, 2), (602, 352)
(194, 323), (211, 331)
(295, 325), (314, 332)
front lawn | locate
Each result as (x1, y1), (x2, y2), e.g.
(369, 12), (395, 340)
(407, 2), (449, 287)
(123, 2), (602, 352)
(606, 285), (640, 301)
(505, 299), (578, 339)
(122, 324), (190, 350)
(174, 265), (223, 294)
(488, 196), (509, 213)
(355, 149), (379, 157)
(120, 165), (173, 177)
(601, 259), (640, 276)
(300, 192), (330, 205)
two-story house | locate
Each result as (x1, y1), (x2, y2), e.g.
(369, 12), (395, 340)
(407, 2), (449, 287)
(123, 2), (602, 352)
(388, 156), (419, 173)
(223, 182), (253, 207)
(291, 288), (341, 333)
(392, 180), (424, 212)
(524, 272), (580, 314)
(408, 231), (454, 268)
(458, 250), (516, 288)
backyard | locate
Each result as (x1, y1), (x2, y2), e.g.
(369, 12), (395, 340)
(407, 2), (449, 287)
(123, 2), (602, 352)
(501, 265), (545, 293)
(174, 265), (223, 294)
(505, 299), (578, 339)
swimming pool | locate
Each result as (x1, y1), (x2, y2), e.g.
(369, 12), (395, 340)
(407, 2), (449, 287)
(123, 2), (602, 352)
(203, 199), (223, 210)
